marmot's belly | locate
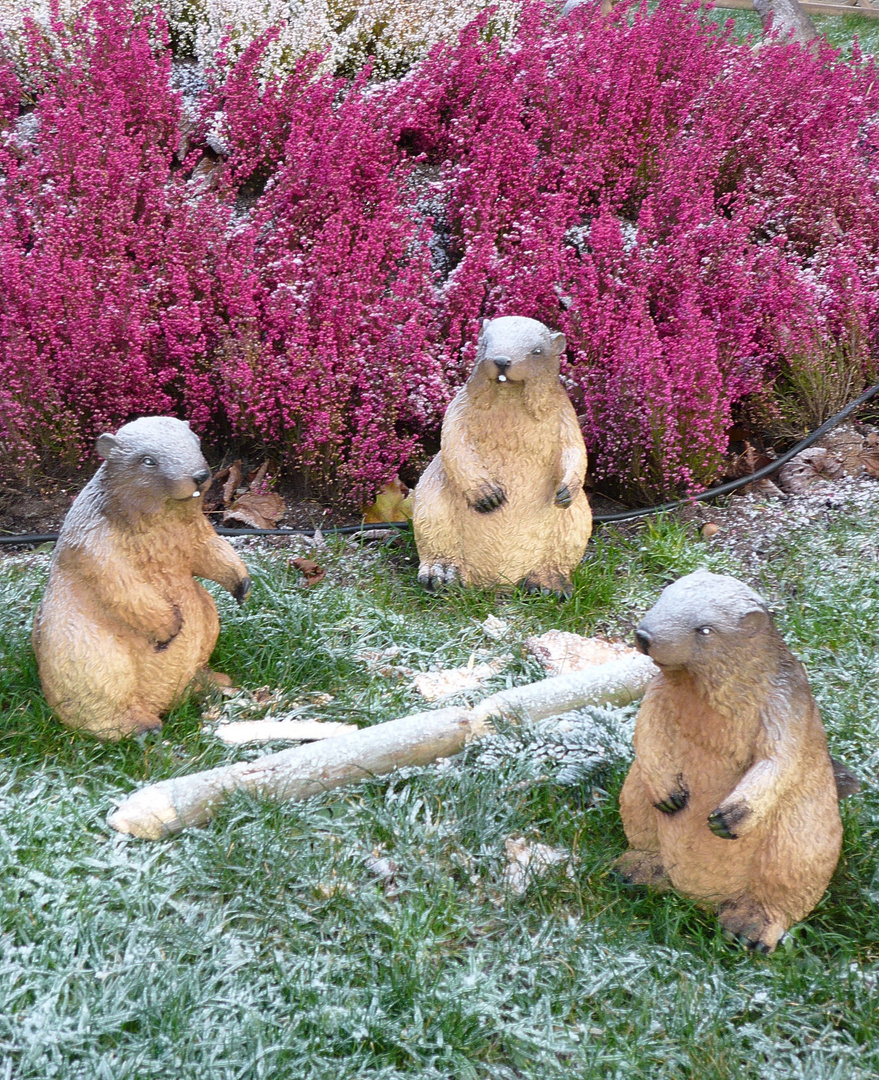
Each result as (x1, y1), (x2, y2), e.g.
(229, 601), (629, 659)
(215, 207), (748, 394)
(36, 574), (217, 686)
(656, 764), (757, 901)
(459, 495), (586, 582)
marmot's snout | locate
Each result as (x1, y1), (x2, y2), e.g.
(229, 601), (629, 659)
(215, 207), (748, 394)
(634, 628), (652, 655)
(492, 355), (512, 382)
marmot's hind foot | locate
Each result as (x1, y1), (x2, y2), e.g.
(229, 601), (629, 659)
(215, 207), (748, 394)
(95, 707), (163, 742)
(718, 899), (788, 954)
(521, 573), (573, 601)
(418, 562), (461, 592)
(610, 850), (670, 890)
(192, 668), (235, 696)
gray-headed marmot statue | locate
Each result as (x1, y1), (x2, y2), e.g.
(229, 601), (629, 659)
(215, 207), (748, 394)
(412, 316), (592, 598)
(33, 417), (251, 740)
(615, 570), (845, 952)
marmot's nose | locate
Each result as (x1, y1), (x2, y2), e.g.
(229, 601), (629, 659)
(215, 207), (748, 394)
(492, 356), (512, 372)
(635, 628), (652, 655)
(193, 469), (211, 487)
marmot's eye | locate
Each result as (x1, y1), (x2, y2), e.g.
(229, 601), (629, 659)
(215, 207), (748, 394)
(697, 626), (712, 636)
(532, 347), (543, 355)
(141, 456), (158, 468)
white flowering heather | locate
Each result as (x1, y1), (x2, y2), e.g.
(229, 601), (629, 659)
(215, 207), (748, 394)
(332, 0), (521, 77)
(194, 0), (335, 76)
(0, 0), (520, 76)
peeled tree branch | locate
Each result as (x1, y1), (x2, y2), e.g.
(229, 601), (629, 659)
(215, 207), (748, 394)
(108, 655), (658, 841)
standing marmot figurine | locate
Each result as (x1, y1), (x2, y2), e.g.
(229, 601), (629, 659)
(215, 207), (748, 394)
(413, 316), (592, 598)
(33, 417), (252, 740)
(615, 570), (844, 952)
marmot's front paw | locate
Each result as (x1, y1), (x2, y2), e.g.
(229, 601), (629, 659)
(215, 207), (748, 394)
(418, 562), (460, 592)
(708, 802), (749, 840)
(554, 483), (573, 508)
(470, 483), (506, 514)
(655, 780), (689, 814)
(154, 604), (183, 651)
(233, 576), (252, 605)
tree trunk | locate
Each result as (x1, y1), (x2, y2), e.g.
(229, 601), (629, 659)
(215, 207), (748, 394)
(108, 654), (657, 840)
(753, 0), (819, 45)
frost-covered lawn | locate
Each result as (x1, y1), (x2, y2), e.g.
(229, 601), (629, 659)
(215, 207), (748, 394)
(0, 490), (877, 1079)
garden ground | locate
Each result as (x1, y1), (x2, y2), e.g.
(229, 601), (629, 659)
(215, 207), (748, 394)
(0, 471), (877, 1078)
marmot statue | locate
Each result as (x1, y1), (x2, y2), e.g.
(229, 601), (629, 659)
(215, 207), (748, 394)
(33, 417), (251, 740)
(413, 316), (592, 598)
(615, 571), (845, 952)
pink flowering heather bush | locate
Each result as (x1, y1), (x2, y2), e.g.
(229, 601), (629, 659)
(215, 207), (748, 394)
(0, 0), (236, 473)
(200, 35), (448, 500)
(392, 0), (879, 493)
(2, 0), (879, 502)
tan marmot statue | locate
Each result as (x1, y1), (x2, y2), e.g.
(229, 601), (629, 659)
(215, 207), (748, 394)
(32, 417), (251, 740)
(615, 570), (846, 952)
(412, 316), (592, 598)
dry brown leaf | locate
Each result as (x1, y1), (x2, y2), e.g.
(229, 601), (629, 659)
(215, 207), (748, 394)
(777, 447), (843, 495)
(725, 441), (775, 481)
(362, 477), (413, 523)
(861, 431), (879, 478)
(223, 460), (244, 506)
(247, 459), (271, 489)
(291, 556), (326, 586)
(223, 492), (287, 529)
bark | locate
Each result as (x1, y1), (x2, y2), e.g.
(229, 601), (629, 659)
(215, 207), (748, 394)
(753, 0), (819, 45)
(108, 654), (657, 840)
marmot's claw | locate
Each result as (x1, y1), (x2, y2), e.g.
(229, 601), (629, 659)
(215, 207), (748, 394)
(555, 483), (572, 508)
(155, 605), (183, 650)
(233, 576), (252, 605)
(418, 562), (460, 592)
(471, 485), (506, 514)
(521, 575), (574, 601)
(655, 788), (689, 814)
(707, 808), (737, 839)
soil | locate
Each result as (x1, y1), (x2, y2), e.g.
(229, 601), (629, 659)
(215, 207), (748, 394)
(0, 472), (361, 541)
(3, 460), (879, 575)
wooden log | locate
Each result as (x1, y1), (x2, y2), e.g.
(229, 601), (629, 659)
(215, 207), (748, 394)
(108, 654), (657, 841)
(705, 0), (879, 18)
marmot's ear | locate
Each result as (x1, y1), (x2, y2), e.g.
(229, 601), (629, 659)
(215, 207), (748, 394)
(95, 434), (120, 461)
(739, 609), (769, 637)
(550, 332), (567, 357)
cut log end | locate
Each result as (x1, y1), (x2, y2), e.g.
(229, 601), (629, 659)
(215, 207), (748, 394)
(108, 786), (186, 840)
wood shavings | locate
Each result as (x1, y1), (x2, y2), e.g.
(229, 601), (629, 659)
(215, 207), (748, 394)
(523, 630), (638, 677)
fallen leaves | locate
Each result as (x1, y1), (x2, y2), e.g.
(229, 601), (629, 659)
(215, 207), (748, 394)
(224, 491), (288, 530)
(502, 836), (573, 894)
(361, 477), (413, 523)
(206, 458), (289, 529)
(412, 655), (510, 701)
(290, 557), (326, 586)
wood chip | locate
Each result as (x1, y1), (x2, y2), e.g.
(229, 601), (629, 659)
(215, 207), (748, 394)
(523, 630), (638, 677)
(214, 720), (355, 745)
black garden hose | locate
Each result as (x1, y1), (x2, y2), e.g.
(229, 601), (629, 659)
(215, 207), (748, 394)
(2, 381), (878, 546)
